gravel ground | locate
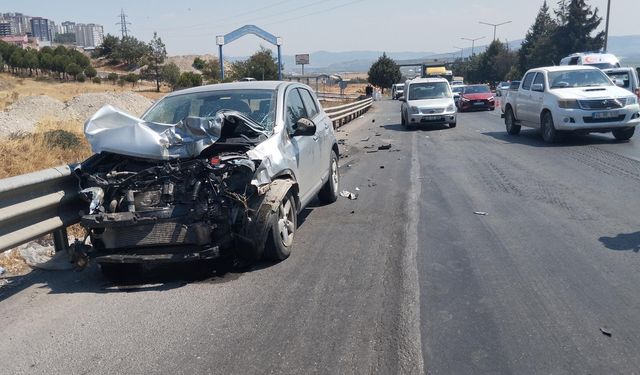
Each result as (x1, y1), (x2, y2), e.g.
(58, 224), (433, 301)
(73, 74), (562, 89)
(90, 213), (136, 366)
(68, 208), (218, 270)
(0, 92), (154, 137)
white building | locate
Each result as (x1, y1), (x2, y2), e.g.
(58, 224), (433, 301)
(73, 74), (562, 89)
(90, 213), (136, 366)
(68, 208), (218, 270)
(75, 23), (103, 48)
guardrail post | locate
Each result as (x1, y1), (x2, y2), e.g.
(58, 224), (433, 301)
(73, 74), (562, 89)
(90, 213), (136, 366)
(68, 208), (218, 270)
(53, 228), (69, 253)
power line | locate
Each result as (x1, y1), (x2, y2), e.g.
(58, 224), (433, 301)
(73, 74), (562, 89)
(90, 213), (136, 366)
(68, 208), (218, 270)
(116, 8), (131, 38)
(262, 0), (366, 27)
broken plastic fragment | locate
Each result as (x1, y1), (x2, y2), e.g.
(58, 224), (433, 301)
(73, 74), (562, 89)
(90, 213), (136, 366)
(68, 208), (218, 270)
(339, 190), (358, 200)
(474, 211), (488, 216)
(378, 144), (391, 150)
(600, 327), (612, 337)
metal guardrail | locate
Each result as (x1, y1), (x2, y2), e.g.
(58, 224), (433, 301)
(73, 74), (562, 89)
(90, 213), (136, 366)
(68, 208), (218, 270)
(0, 165), (82, 254)
(325, 97), (373, 128)
(316, 92), (360, 101)
(0, 98), (373, 255)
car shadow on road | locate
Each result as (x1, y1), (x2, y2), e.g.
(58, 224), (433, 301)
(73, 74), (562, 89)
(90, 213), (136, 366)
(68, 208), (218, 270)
(599, 232), (640, 252)
(383, 123), (451, 132)
(482, 129), (626, 147)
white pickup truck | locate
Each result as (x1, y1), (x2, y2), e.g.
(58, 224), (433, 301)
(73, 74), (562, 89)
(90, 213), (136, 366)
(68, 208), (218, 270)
(502, 66), (640, 142)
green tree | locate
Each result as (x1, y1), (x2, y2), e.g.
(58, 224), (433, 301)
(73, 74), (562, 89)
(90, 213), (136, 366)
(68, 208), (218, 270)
(161, 62), (181, 90)
(367, 53), (401, 94)
(124, 73), (140, 87)
(84, 66), (97, 79)
(147, 32), (167, 92)
(553, 0), (604, 59)
(92, 76), (102, 84)
(519, 1), (558, 74)
(115, 36), (149, 67)
(107, 72), (119, 84)
(76, 72), (86, 82)
(230, 47), (279, 81)
(94, 34), (120, 60)
(24, 49), (39, 76)
(192, 57), (206, 70)
(54, 33), (76, 44)
(65, 63), (82, 80)
(177, 72), (203, 88)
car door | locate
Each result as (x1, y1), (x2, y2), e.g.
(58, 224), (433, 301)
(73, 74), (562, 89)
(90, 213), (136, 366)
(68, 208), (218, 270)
(517, 72), (536, 125)
(528, 73), (546, 126)
(284, 87), (322, 205)
(298, 88), (331, 180)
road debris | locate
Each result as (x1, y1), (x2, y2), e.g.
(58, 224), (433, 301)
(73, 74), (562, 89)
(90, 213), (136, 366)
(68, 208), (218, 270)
(474, 211), (488, 216)
(361, 136), (370, 142)
(0, 266), (5, 275)
(372, 119), (375, 123)
(378, 144), (392, 150)
(375, 133), (381, 136)
(366, 150), (378, 153)
(355, 187), (360, 191)
(340, 190), (358, 200)
(600, 327), (612, 337)
(379, 165), (385, 169)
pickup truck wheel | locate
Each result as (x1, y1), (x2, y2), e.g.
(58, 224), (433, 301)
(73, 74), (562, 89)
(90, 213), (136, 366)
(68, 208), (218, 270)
(541, 112), (562, 143)
(505, 108), (520, 135)
(401, 111), (407, 127)
(264, 193), (297, 261)
(318, 151), (339, 204)
(612, 127), (635, 141)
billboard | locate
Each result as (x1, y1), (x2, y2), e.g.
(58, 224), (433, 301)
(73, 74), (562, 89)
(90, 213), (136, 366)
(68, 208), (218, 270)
(295, 54), (310, 65)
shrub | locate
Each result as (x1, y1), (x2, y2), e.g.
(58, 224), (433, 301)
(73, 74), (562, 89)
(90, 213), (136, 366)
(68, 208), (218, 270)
(75, 73), (86, 82)
(107, 72), (119, 84)
(92, 76), (102, 84)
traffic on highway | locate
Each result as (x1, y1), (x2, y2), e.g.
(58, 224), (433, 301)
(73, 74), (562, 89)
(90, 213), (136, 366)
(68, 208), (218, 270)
(1, 0), (640, 374)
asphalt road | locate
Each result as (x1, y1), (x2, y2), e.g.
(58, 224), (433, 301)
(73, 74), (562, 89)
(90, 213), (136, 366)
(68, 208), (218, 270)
(1, 99), (640, 374)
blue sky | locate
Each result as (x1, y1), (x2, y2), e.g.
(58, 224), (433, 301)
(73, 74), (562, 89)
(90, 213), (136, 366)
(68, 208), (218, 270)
(6, 0), (636, 56)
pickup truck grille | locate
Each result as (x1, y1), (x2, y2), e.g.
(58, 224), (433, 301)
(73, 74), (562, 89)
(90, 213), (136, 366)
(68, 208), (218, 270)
(579, 98), (626, 110)
(583, 114), (626, 123)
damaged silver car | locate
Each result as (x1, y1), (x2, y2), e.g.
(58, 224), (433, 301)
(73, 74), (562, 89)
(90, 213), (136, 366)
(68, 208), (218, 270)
(70, 82), (340, 276)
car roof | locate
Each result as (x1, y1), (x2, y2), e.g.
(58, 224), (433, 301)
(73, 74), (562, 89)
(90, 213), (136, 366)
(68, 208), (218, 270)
(602, 67), (635, 73)
(530, 65), (600, 73)
(409, 77), (449, 84)
(164, 81), (288, 98)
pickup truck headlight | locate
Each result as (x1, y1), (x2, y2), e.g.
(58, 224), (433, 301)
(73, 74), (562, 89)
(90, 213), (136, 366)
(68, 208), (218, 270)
(446, 104), (455, 112)
(627, 96), (638, 105)
(410, 106), (419, 114)
(558, 99), (580, 109)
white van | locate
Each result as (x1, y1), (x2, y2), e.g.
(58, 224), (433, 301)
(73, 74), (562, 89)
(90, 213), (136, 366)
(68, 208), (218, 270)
(559, 52), (620, 69)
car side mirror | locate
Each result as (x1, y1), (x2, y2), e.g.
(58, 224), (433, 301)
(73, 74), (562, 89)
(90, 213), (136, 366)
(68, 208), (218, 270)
(531, 83), (544, 92)
(292, 118), (316, 136)
(614, 79), (625, 87)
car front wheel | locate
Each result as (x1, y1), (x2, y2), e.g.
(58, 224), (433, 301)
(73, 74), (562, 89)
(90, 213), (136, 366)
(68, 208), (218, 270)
(264, 193), (297, 261)
(541, 112), (562, 143)
(612, 127), (635, 141)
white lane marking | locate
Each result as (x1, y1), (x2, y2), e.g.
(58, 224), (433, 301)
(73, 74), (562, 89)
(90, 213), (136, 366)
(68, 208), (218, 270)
(397, 135), (425, 374)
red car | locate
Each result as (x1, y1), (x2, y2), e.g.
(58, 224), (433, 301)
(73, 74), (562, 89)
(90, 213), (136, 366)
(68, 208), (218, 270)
(458, 84), (495, 112)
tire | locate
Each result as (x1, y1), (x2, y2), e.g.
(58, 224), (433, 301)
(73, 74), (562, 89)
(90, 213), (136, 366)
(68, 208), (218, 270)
(264, 193), (297, 261)
(504, 107), (521, 135)
(449, 122), (457, 128)
(612, 127), (635, 141)
(318, 151), (339, 204)
(541, 111), (562, 143)
(401, 111), (407, 127)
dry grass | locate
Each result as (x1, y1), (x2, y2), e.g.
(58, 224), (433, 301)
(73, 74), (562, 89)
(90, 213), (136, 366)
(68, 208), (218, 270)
(0, 73), (167, 108)
(0, 117), (92, 179)
(0, 249), (30, 274)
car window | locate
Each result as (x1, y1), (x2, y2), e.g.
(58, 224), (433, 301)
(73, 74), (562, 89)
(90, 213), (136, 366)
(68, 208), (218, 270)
(521, 72), (536, 90)
(298, 88), (319, 118)
(606, 72), (631, 88)
(533, 73), (545, 90)
(285, 88), (308, 131)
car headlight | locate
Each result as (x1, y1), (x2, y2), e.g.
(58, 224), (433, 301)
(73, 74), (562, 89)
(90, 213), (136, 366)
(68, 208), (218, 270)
(626, 96), (638, 105)
(487, 96), (495, 101)
(410, 106), (419, 114)
(461, 97), (470, 102)
(558, 99), (580, 109)
(446, 104), (455, 112)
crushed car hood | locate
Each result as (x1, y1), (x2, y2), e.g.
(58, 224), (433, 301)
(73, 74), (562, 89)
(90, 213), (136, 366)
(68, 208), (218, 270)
(84, 105), (224, 160)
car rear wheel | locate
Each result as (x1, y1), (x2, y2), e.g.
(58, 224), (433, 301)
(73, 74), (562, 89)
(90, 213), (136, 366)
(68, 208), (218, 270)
(401, 111), (407, 127)
(612, 127), (635, 141)
(505, 107), (520, 135)
(318, 151), (339, 204)
(264, 193), (297, 261)
(541, 112), (562, 143)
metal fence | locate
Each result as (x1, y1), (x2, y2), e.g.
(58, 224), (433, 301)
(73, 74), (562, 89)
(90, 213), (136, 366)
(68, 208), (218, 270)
(0, 97), (374, 254)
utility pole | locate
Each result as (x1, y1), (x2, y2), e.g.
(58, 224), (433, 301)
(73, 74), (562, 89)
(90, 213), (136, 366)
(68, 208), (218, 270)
(117, 9), (131, 38)
(603, 0), (611, 52)
(461, 37), (485, 56)
(479, 20), (512, 41)
(453, 46), (464, 60)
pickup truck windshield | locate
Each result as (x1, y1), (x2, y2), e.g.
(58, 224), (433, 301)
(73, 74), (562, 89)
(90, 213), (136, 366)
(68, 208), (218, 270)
(408, 82), (451, 100)
(142, 89), (276, 131)
(548, 70), (612, 89)
(606, 72), (631, 89)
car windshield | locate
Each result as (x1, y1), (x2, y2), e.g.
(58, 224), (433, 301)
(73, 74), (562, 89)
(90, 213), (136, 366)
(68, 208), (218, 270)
(451, 86), (464, 93)
(463, 85), (490, 94)
(606, 72), (631, 88)
(142, 89), (277, 131)
(408, 82), (451, 100)
(587, 62), (618, 69)
(548, 69), (612, 89)
(397, 85), (404, 90)
(499, 82), (510, 88)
